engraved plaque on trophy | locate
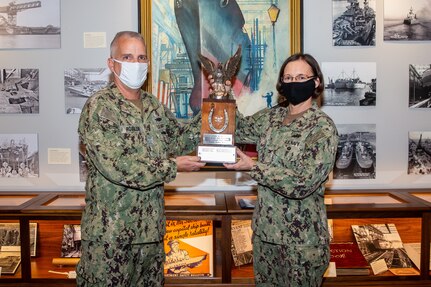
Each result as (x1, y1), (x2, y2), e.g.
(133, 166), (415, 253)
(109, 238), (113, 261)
(197, 46), (241, 163)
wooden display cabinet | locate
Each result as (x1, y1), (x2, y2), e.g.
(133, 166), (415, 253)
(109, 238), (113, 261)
(1, 189), (431, 287)
(226, 189), (431, 286)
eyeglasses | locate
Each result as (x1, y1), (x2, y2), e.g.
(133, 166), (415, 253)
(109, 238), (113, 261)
(281, 74), (315, 83)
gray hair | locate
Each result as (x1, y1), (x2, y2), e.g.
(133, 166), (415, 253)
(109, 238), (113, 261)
(110, 31), (146, 57)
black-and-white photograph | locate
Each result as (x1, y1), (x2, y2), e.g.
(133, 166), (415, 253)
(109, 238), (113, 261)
(352, 224), (413, 269)
(0, 134), (39, 178)
(332, 0), (376, 46)
(384, 0), (431, 41)
(334, 124), (376, 180)
(0, 0), (60, 49)
(408, 131), (431, 175)
(322, 62), (376, 106)
(65, 68), (110, 114)
(61, 224), (81, 258)
(0, 253), (21, 274)
(409, 64), (431, 108)
(0, 68), (39, 113)
(0, 223), (37, 256)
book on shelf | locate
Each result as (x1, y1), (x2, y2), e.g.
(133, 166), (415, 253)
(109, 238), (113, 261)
(231, 220), (253, 267)
(330, 242), (370, 275)
(351, 223), (414, 275)
(0, 222), (37, 257)
(163, 220), (213, 277)
(0, 251), (21, 275)
(61, 224), (82, 258)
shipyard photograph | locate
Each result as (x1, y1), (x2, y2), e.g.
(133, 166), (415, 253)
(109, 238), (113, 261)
(64, 68), (110, 114)
(321, 62), (376, 106)
(384, 0), (431, 41)
(0, 0), (60, 49)
(332, 0), (376, 46)
(408, 132), (431, 175)
(0, 134), (38, 178)
(409, 64), (431, 108)
(333, 124), (376, 180)
(0, 68), (39, 114)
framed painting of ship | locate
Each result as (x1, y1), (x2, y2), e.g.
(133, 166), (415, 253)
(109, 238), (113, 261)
(332, 0), (376, 46)
(321, 62), (376, 106)
(409, 64), (431, 108)
(0, 0), (61, 49)
(384, 0), (431, 41)
(139, 0), (303, 119)
(333, 124), (376, 180)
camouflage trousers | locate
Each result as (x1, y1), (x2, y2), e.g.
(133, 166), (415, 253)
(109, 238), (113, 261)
(76, 239), (165, 287)
(252, 235), (329, 287)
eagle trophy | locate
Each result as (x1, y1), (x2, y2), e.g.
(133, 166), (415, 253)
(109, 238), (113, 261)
(198, 45), (242, 100)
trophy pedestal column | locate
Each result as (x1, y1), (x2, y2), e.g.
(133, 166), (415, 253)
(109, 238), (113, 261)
(198, 99), (236, 164)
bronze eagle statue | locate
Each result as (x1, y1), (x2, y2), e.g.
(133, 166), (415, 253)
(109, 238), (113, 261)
(198, 45), (242, 100)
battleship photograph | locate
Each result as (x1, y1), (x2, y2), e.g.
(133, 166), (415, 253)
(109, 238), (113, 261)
(333, 124), (376, 180)
(332, 0), (376, 46)
(409, 64), (431, 108)
(0, 68), (39, 113)
(0, 133), (38, 178)
(408, 132), (431, 175)
(151, 0), (291, 119)
(384, 0), (431, 41)
(0, 0), (60, 49)
(64, 68), (110, 114)
(321, 62), (376, 106)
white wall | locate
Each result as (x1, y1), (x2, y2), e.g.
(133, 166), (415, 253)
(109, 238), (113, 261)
(304, 0), (431, 189)
(0, 0), (138, 191)
(1, 0), (430, 191)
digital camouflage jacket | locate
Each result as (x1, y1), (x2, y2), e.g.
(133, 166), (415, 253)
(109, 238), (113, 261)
(236, 102), (338, 246)
(78, 83), (201, 244)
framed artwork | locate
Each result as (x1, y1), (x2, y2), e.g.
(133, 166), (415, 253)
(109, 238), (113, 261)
(334, 124), (376, 180)
(409, 64), (431, 108)
(384, 0), (431, 41)
(0, 222), (37, 257)
(0, 0), (61, 49)
(139, 0), (303, 119)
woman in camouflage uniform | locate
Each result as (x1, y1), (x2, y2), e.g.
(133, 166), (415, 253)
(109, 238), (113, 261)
(224, 53), (338, 287)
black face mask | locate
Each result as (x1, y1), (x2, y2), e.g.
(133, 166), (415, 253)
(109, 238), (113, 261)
(279, 78), (316, 105)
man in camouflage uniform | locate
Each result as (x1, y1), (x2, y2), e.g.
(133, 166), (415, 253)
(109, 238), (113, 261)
(76, 31), (205, 287)
(224, 54), (338, 286)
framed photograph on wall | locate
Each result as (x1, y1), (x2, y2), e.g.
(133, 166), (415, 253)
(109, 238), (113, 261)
(0, 0), (61, 49)
(409, 64), (431, 108)
(139, 0), (303, 118)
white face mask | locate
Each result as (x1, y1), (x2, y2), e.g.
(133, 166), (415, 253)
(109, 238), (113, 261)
(112, 59), (148, 89)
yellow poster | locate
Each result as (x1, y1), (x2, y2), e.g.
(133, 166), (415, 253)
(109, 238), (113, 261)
(164, 220), (213, 277)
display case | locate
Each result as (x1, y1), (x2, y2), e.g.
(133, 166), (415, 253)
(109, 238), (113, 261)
(0, 189), (431, 287)
(225, 189), (431, 286)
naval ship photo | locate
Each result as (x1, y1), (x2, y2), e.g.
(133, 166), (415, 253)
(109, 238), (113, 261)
(333, 124), (376, 180)
(332, 0), (376, 46)
(408, 132), (431, 175)
(384, 0), (431, 41)
(322, 62), (376, 106)
(64, 68), (110, 114)
(409, 64), (431, 108)
(0, 0), (60, 49)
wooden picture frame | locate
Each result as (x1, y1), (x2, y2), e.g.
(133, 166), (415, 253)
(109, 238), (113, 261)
(138, 0), (303, 118)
